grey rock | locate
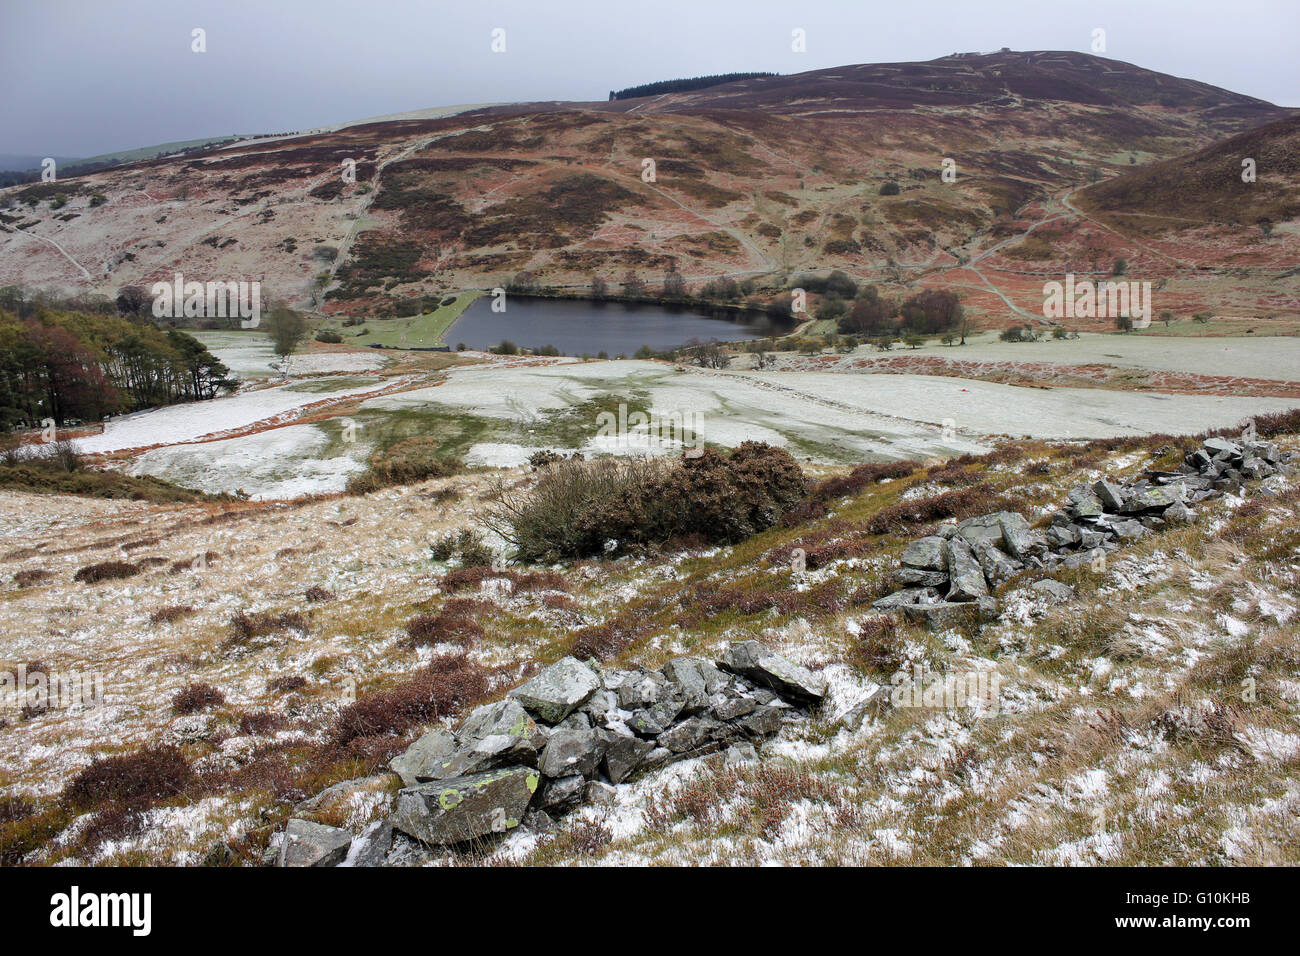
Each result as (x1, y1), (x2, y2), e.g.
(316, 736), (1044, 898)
(1162, 501), (1193, 524)
(390, 766), (540, 845)
(615, 669), (665, 709)
(1092, 479), (1126, 512)
(540, 774), (585, 812)
(659, 716), (726, 753)
(459, 698), (545, 750)
(1243, 441), (1280, 463)
(901, 600), (981, 632)
(351, 821), (394, 868)
(585, 781), (617, 806)
(1203, 437), (1242, 458)
(278, 819), (352, 868)
(603, 734), (655, 783)
(894, 566), (950, 586)
(523, 809), (558, 834)
(1047, 525), (1082, 548)
(642, 747), (674, 770)
(539, 727), (604, 779)
(427, 732), (539, 781)
(1029, 578), (1075, 605)
(724, 742), (759, 766)
(976, 542), (1021, 587)
(660, 658), (710, 711)
(581, 689), (613, 722)
(1079, 528), (1107, 550)
(944, 538), (988, 602)
(900, 536), (947, 571)
(709, 696), (758, 721)
(738, 705), (787, 738)
(1122, 486), (1183, 513)
(957, 512), (1028, 553)
(557, 711), (592, 731)
(388, 729), (458, 788)
(836, 683), (892, 728)
(872, 587), (937, 610)
(720, 640), (828, 704)
(510, 656), (601, 724)
(1110, 518), (1149, 541)
(1241, 457), (1271, 480)
(627, 699), (684, 737)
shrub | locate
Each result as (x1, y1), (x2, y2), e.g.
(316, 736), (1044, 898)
(267, 675), (308, 694)
(430, 528), (493, 566)
(304, 586), (335, 603)
(172, 682), (225, 714)
(406, 598), (484, 647)
(848, 615), (905, 675)
(13, 568), (51, 588)
(314, 330), (343, 343)
(73, 560), (140, 583)
(489, 443), (806, 562)
(327, 653), (490, 749)
(149, 604), (195, 624)
(879, 181), (901, 196)
(440, 566), (566, 593)
(229, 609), (308, 642)
(63, 745), (194, 811)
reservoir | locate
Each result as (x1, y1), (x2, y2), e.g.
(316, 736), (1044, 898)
(445, 296), (795, 354)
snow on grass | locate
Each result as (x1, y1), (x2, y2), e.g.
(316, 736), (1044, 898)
(193, 331), (388, 377)
(129, 423), (369, 499)
(74, 377), (393, 455)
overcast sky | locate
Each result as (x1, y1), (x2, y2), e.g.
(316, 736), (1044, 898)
(2, 0), (1296, 157)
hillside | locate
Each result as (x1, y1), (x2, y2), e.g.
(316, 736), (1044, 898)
(1, 51), (1294, 332)
(1076, 113), (1300, 230)
(3, 412), (1298, 865)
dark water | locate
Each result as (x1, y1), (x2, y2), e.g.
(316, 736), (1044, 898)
(446, 296), (794, 354)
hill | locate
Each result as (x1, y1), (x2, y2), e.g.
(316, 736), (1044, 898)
(0, 51), (1294, 329)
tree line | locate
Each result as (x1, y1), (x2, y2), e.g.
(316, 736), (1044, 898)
(0, 286), (234, 430)
(609, 72), (779, 101)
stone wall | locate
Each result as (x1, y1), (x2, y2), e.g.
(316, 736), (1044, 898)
(276, 642), (827, 865)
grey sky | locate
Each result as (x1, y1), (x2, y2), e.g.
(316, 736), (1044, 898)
(2, 0), (1296, 157)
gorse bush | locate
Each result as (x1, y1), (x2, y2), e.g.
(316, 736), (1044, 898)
(488, 442), (806, 562)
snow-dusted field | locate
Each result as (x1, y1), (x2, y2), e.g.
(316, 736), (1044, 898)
(74, 377), (393, 455)
(365, 359), (1300, 468)
(129, 424), (369, 500)
(193, 332), (388, 378)
(855, 330), (1300, 382)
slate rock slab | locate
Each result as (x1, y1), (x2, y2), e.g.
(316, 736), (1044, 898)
(721, 640), (827, 704)
(389, 729), (458, 788)
(390, 766), (540, 846)
(510, 656), (601, 724)
(900, 536), (947, 571)
(278, 819), (352, 868)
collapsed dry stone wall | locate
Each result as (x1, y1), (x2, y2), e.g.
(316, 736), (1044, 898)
(276, 642), (826, 865)
(872, 435), (1293, 630)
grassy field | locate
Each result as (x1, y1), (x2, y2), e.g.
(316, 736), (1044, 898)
(326, 291), (484, 348)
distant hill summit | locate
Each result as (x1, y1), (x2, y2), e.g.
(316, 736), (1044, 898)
(596, 50), (1285, 126)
